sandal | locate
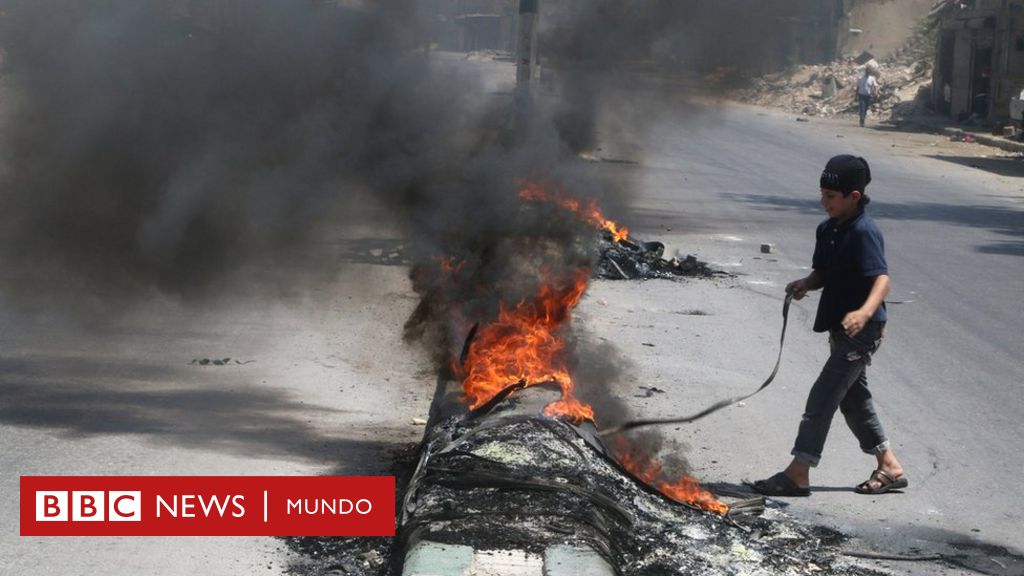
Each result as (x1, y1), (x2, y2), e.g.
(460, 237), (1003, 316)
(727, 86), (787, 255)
(854, 469), (908, 494)
(750, 472), (811, 497)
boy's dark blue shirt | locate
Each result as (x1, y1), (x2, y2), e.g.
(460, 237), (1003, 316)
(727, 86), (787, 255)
(812, 209), (888, 333)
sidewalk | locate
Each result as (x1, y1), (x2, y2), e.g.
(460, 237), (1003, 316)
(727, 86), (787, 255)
(892, 112), (1024, 154)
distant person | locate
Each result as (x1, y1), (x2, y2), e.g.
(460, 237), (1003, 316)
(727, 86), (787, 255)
(856, 68), (879, 127)
(752, 155), (907, 497)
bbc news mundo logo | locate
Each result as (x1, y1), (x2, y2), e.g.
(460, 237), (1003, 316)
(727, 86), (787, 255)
(35, 491), (142, 522)
(21, 476), (394, 536)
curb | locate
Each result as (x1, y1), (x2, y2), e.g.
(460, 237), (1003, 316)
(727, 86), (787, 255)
(940, 127), (1024, 154)
(401, 541), (615, 576)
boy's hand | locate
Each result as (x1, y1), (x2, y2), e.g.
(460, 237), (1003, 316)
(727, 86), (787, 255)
(786, 279), (809, 300)
(841, 310), (871, 337)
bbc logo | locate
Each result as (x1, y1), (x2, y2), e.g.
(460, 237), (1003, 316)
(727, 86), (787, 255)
(35, 491), (141, 522)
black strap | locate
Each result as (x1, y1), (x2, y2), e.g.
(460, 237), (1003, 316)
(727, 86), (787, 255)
(597, 292), (793, 437)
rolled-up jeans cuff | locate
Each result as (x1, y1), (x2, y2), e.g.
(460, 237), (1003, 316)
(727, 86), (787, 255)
(864, 440), (890, 455)
(791, 450), (821, 467)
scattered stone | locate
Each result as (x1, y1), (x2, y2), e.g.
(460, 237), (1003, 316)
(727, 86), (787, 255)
(411, 417), (428, 426)
(760, 243), (775, 254)
(190, 357), (254, 366)
(822, 76), (838, 99)
(357, 551), (382, 565)
(854, 50), (876, 65)
(635, 386), (666, 398)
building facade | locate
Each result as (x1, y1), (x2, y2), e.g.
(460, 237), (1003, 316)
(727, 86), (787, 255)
(932, 0), (1024, 122)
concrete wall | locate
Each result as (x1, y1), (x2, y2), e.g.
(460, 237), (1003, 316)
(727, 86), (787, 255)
(949, 28), (976, 118)
(840, 0), (935, 58)
(992, 2), (1024, 121)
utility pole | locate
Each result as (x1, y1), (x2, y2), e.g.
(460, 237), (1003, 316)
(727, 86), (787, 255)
(515, 0), (538, 108)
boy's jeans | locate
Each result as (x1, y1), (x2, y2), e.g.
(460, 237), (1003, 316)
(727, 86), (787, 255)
(791, 322), (889, 466)
(858, 94), (872, 126)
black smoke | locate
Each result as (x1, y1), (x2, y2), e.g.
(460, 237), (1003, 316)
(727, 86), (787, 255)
(0, 0), (502, 308)
(0, 0), (787, 313)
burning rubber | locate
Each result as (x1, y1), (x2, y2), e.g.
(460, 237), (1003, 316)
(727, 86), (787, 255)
(396, 379), (886, 576)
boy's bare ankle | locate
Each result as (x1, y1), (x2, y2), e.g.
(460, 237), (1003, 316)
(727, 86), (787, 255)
(783, 461), (811, 487)
(876, 451), (904, 477)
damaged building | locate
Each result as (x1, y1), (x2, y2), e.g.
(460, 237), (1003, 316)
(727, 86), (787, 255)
(932, 0), (1024, 123)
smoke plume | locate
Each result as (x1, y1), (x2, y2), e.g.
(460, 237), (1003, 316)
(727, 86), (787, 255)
(0, 0), (499, 308)
(0, 0), (777, 312)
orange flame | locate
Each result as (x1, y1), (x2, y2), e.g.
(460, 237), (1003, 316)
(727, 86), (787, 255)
(519, 182), (630, 243)
(440, 184), (723, 513)
(613, 437), (728, 515)
(436, 256), (466, 275)
(459, 268), (595, 424)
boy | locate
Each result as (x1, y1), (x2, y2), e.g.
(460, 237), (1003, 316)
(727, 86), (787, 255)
(856, 67), (879, 127)
(753, 155), (907, 497)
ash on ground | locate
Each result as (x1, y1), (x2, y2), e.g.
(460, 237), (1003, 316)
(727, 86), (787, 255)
(280, 444), (419, 576)
(399, 414), (886, 576)
(597, 235), (722, 280)
(284, 535), (392, 576)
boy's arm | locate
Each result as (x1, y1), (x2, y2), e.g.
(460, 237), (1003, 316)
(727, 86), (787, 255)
(841, 274), (890, 336)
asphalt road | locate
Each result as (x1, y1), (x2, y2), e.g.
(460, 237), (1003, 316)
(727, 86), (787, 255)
(0, 260), (435, 574)
(2, 55), (1023, 575)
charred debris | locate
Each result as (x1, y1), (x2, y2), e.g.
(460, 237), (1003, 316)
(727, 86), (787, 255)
(397, 384), (880, 576)
(596, 234), (720, 281)
(350, 227), (723, 282)
(283, 383), (886, 576)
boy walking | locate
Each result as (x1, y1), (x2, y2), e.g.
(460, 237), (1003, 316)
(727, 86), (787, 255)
(856, 68), (879, 127)
(753, 155), (907, 497)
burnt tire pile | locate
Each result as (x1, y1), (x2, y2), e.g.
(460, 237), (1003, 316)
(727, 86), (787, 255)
(400, 414), (882, 576)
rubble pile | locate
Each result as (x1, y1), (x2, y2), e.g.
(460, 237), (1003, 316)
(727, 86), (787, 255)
(596, 234), (720, 280)
(732, 22), (938, 120)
